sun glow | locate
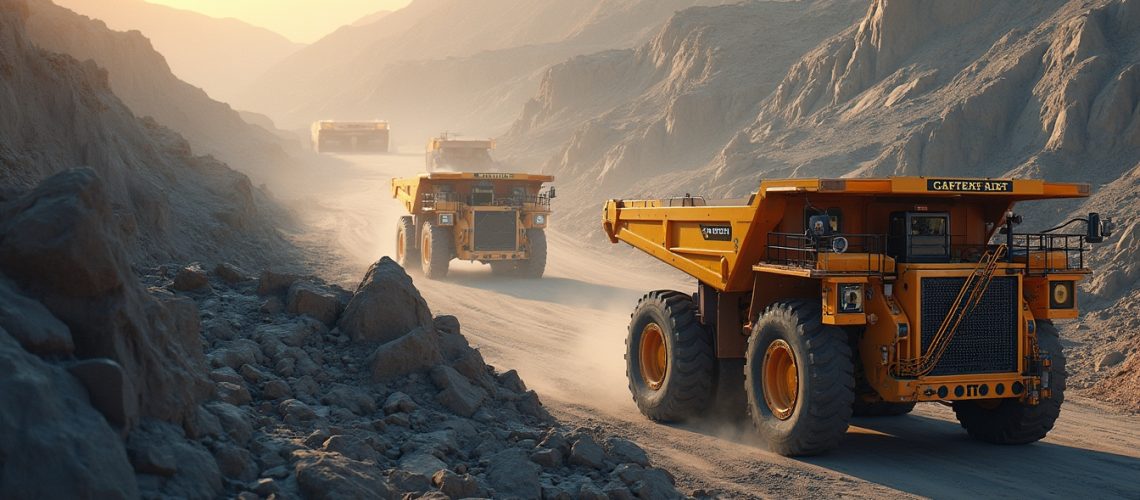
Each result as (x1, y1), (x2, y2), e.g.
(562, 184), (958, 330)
(144, 0), (412, 43)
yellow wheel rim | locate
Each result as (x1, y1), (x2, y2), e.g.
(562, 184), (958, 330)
(421, 229), (431, 267)
(762, 339), (799, 420)
(639, 323), (667, 391)
(396, 228), (406, 263)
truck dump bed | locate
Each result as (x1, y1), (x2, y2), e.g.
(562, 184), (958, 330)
(602, 177), (1088, 292)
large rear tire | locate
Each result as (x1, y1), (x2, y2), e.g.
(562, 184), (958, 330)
(518, 229), (547, 278)
(420, 221), (452, 280)
(952, 320), (1066, 444)
(745, 300), (854, 456)
(626, 291), (716, 422)
(396, 216), (420, 272)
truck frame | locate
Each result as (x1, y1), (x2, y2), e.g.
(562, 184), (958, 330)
(392, 172), (555, 279)
(312, 120), (390, 153)
(603, 177), (1113, 455)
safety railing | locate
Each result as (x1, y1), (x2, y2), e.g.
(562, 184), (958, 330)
(765, 233), (888, 275)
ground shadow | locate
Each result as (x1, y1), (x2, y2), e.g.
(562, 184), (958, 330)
(668, 411), (1140, 498)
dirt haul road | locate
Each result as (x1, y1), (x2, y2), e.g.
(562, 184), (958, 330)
(273, 153), (1140, 498)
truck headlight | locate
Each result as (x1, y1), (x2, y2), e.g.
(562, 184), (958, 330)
(1049, 280), (1074, 309)
(839, 284), (863, 313)
(438, 213), (454, 226)
(534, 214), (546, 226)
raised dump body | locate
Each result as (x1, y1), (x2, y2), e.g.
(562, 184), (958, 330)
(311, 120), (390, 153)
(392, 172), (555, 279)
(426, 136), (495, 172)
(603, 177), (1114, 456)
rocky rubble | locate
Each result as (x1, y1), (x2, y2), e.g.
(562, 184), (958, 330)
(159, 255), (687, 499)
(0, 169), (685, 499)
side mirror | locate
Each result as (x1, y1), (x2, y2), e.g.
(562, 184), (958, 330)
(1087, 212), (1113, 243)
(547, 186), (556, 199)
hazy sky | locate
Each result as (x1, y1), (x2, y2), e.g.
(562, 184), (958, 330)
(147, 0), (413, 43)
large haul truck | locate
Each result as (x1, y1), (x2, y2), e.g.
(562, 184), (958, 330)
(602, 177), (1114, 455)
(392, 172), (555, 279)
(426, 136), (496, 172)
(312, 120), (390, 153)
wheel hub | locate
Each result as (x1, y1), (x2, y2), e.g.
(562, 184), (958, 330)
(639, 323), (667, 391)
(396, 229), (406, 262)
(762, 339), (799, 420)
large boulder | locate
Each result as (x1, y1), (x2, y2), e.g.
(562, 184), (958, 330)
(0, 168), (211, 426)
(0, 327), (137, 499)
(294, 451), (399, 500)
(0, 276), (73, 356)
(339, 258), (432, 343)
(286, 281), (344, 326)
(369, 326), (444, 381)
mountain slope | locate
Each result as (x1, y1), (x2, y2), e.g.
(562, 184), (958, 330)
(0, 0), (285, 266)
(25, 0), (300, 183)
(498, 0), (865, 231)
(243, 0), (735, 142)
(51, 0), (302, 104)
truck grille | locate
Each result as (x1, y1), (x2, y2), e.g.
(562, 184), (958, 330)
(919, 276), (1018, 376)
(473, 211), (517, 251)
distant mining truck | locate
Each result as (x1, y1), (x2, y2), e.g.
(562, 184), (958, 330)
(391, 172), (555, 279)
(602, 177), (1114, 456)
(425, 136), (496, 172)
(311, 120), (390, 153)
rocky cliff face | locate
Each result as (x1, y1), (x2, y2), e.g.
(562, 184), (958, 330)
(242, 0), (736, 142)
(24, 0), (301, 183)
(499, 0), (865, 234)
(0, 0), (286, 268)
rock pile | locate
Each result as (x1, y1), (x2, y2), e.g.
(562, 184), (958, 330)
(169, 256), (687, 499)
(0, 169), (685, 499)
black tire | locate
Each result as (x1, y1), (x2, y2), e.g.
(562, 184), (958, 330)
(396, 216), (420, 272)
(420, 221), (452, 279)
(744, 300), (854, 456)
(518, 229), (547, 278)
(626, 290), (716, 422)
(952, 320), (1066, 444)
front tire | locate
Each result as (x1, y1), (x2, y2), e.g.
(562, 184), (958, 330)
(420, 221), (452, 279)
(626, 291), (716, 422)
(952, 320), (1066, 444)
(518, 229), (547, 278)
(396, 216), (420, 272)
(744, 300), (854, 456)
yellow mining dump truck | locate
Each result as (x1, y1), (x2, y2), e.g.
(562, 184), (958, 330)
(603, 177), (1115, 456)
(392, 172), (555, 279)
(426, 136), (496, 172)
(311, 120), (390, 153)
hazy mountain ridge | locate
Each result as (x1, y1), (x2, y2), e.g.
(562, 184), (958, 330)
(51, 0), (302, 105)
(26, 0), (302, 183)
(243, 0), (736, 143)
